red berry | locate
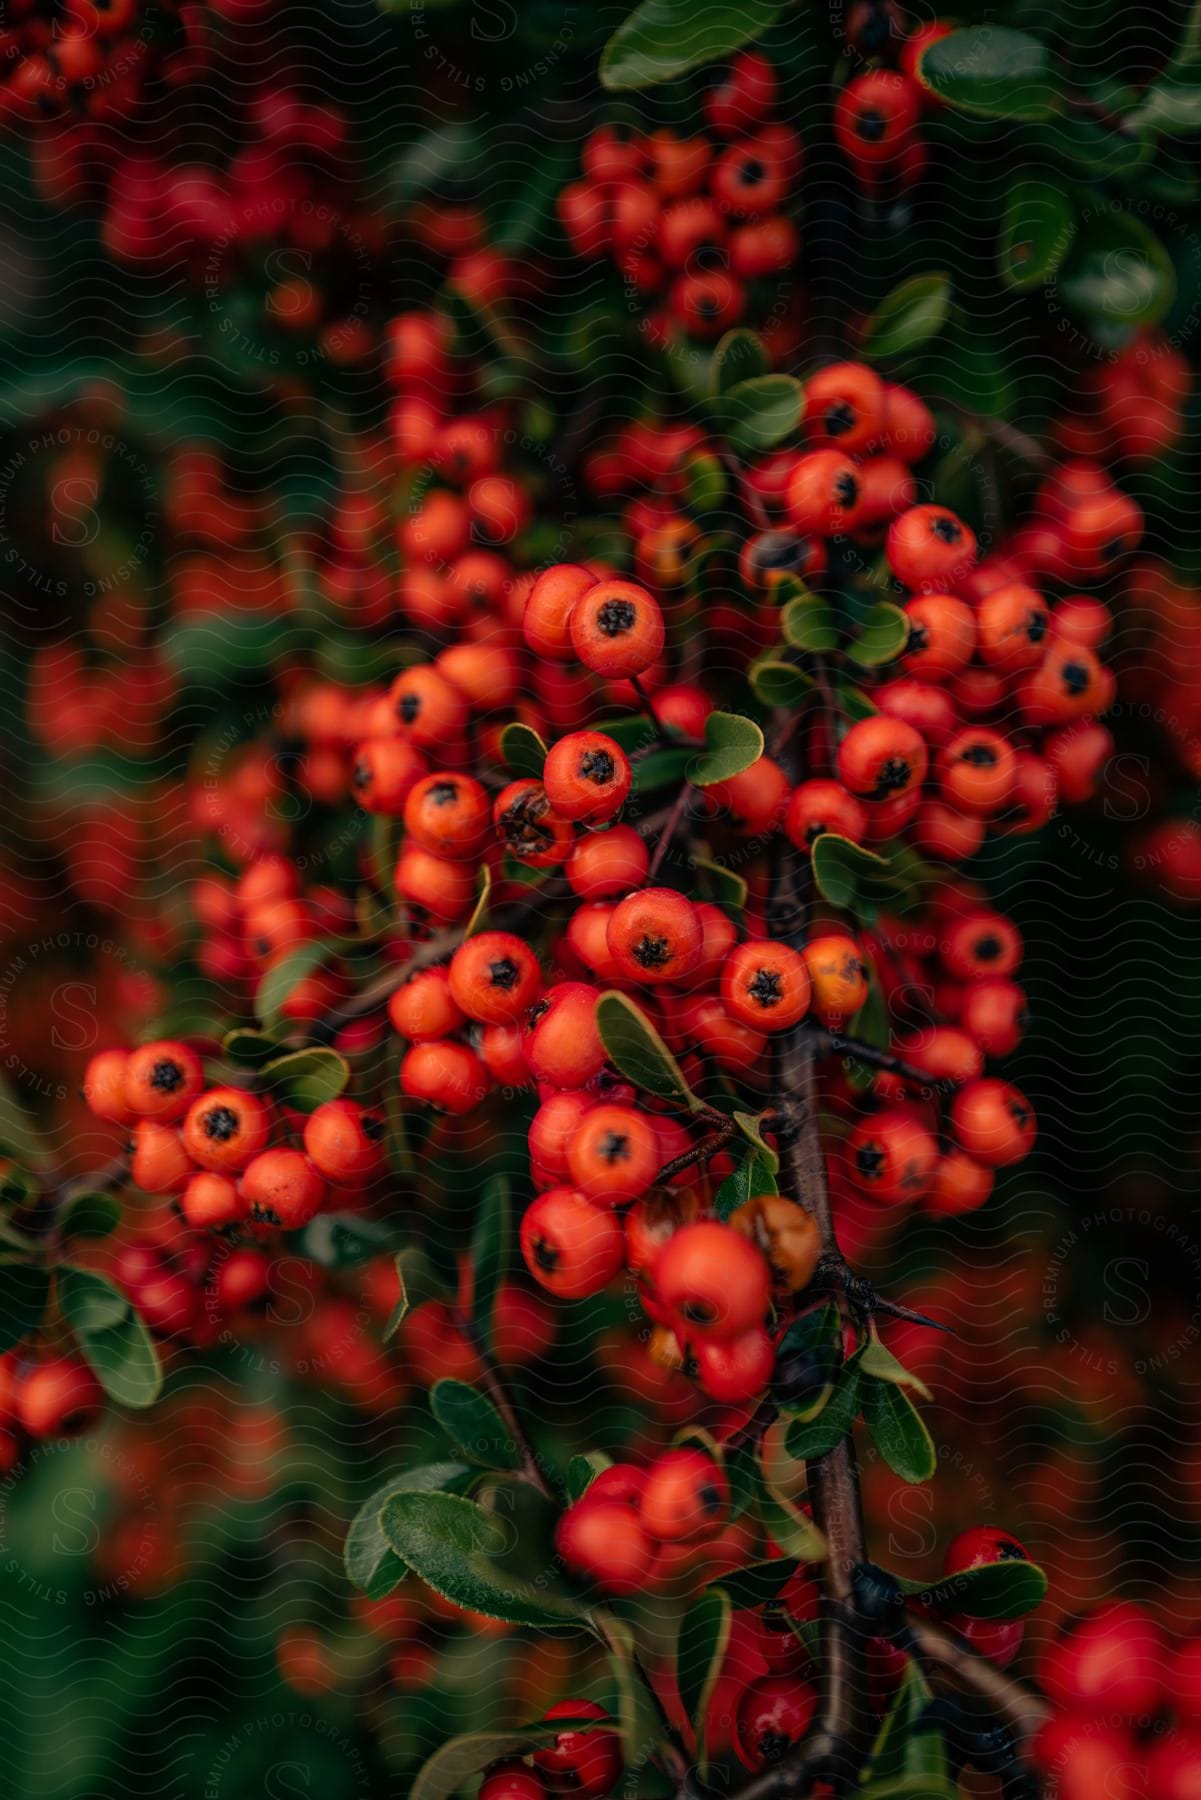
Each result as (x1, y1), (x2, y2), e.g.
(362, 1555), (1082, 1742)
(520, 1188), (625, 1299)
(655, 1221), (771, 1340)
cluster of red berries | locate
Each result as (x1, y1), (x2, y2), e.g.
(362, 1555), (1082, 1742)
(83, 1036), (384, 1228)
(480, 1702), (622, 1800)
(1057, 333), (1191, 465)
(556, 1446), (738, 1596)
(832, 20), (953, 193)
(558, 51), (803, 339)
(1035, 1600), (1201, 1800)
(1, 0), (273, 128)
(838, 887), (1037, 1215)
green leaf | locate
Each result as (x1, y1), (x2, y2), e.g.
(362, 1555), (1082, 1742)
(862, 1377), (937, 1484)
(704, 1557), (801, 1610)
(784, 1355), (864, 1461)
(220, 1027), (283, 1066)
(781, 593), (839, 652)
(694, 853), (748, 920)
(261, 1046), (350, 1113)
(832, 675), (879, 721)
(758, 1477), (828, 1561)
(390, 121), (480, 205)
(256, 936), (343, 1031)
(58, 1191), (121, 1244)
(298, 1212), (397, 1268)
(58, 1265), (129, 1333)
(732, 1110), (780, 1171)
(866, 1663), (944, 1791)
(677, 1587), (732, 1770)
(344, 1462), (472, 1599)
(470, 1174), (509, 1342)
(410, 1722), (603, 1800)
(1057, 207), (1177, 332)
(810, 833), (892, 910)
(595, 992), (705, 1111)
(713, 1146), (778, 1222)
(904, 1558), (1049, 1621)
(0, 1075), (47, 1169)
(749, 656), (813, 707)
(846, 603), (909, 668)
(594, 714), (664, 754)
(862, 274), (952, 361)
(600, 0), (788, 91)
(379, 1490), (586, 1627)
(59, 1269), (162, 1409)
(711, 328), (770, 395)
(500, 721), (549, 778)
(430, 1379), (523, 1471)
(682, 452), (728, 514)
(715, 375), (805, 455)
(384, 1246), (448, 1342)
(691, 711), (764, 787)
(998, 176), (1076, 289)
(0, 1263), (51, 1353)
(566, 1450), (613, 1502)
(774, 1303), (844, 1419)
(631, 746), (695, 795)
(918, 26), (1064, 120)
(858, 1332), (933, 1401)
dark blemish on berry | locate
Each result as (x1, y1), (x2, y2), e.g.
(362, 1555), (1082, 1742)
(526, 999), (550, 1030)
(487, 958), (520, 991)
(825, 400), (856, 438)
(931, 515), (962, 544)
(353, 760), (371, 791)
(580, 749), (615, 786)
(834, 471), (859, 509)
(633, 933), (672, 970)
(362, 1114), (385, 1141)
(857, 108), (887, 142)
(150, 1059), (184, 1093)
(856, 1143), (886, 1179)
(974, 934), (1002, 962)
(532, 1234), (559, 1273)
(597, 599), (637, 637)
(599, 1131), (630, 1165)
(429, 780), (459, 806)
(398, 693), (420, 724)
(1026, 610), (1048, 644)
(871, 756), (913, 798)
(202, 1105), (239, 1142)
(961, 743), (997, 767)
(1061, 661), (1090, 695)
(748, 968), (783, 1009)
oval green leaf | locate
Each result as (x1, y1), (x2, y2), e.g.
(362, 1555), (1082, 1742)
(379, 1490), (585, 1627)
(430, 1379), (523, 1472)
(846, 603), (910, 668)
(595, 991), (705, 1111)
(716, 374), (805, 455)
(500, 721), (549, 778)
(810, 833), (892, 910)
(344, 1461), (473, 1599)
(261, 1046), (350, 1113)
(691, 710), (765, 787)
(862, 1376), (937, 1484)
(601, 0), (788, 91)
(863, 274), (952, 361)
(918, 26), (1064, 121)
(999, 176), (1076, 289)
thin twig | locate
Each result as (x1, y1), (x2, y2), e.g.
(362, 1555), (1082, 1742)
(907, 1615), (1050, 1744)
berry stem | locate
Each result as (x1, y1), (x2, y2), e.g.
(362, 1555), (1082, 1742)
(646, 780), (695, 884)
(654, 1120), (735, 1185)
(906, 1614), (1050, 1743)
